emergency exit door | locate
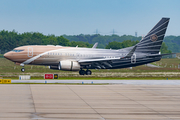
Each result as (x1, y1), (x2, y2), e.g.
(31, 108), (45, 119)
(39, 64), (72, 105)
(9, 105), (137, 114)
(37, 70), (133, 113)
(28, 47), (33, 57)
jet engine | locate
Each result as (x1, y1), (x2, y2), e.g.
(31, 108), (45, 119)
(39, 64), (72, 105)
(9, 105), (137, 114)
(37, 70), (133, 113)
(50, 61), (80, 71)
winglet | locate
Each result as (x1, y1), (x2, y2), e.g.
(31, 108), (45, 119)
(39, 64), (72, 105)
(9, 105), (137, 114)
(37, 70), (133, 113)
(92, 42), (98, 48)
(124, 45), (137, 58)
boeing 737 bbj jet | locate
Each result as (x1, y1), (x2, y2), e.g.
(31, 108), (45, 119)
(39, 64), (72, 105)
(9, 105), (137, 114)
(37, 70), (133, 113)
(4, 18), (171, 75)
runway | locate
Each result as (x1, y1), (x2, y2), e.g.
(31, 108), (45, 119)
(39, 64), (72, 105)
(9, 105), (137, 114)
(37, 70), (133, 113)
(1, 84), (180, 120)
(12, 79), (180, 85)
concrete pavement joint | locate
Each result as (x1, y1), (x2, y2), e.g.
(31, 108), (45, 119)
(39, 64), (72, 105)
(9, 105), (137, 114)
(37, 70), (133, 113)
(29, 85), (45, 120)
(103, 85), (172, 120)
(67, 85), (106, 120)
(1, 84), (180, 119)
(141, 85), (176, 119)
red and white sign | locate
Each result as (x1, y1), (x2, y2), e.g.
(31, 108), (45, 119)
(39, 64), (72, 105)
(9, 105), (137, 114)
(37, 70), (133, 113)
(44, 74), (54, 79)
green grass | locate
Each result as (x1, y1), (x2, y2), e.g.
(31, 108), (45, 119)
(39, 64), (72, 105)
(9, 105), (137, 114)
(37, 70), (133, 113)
(1, 58), (180, 79)
(0, 54), (3, 58)
(10, 83), (108, 85)
(1, 58), (180, 73)
(2, 76), (180, 80)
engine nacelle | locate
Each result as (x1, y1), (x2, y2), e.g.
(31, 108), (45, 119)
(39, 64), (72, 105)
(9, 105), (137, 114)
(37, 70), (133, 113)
(60, 61), (80, 71)
(50, 61), (80, 71)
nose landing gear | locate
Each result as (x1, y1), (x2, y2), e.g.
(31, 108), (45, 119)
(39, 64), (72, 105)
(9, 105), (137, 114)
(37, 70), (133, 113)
(20, 63), (25, 72)
(79, 69), (92, 75)
(21, 68), (25, 72)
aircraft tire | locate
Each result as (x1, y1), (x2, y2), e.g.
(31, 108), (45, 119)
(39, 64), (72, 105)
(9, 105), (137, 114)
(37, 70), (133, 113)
(79, 70), (85, 75)
(21, 68), (25, 72)
(86, 70), (92, 75)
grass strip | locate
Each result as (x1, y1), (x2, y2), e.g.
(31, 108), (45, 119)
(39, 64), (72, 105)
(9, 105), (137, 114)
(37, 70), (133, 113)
(10, 83), (109, 85)
(5, 77), (180, 80)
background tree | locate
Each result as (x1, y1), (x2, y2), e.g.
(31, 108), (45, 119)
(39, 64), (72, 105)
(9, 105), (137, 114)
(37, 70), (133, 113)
(105, 40), (171, 54)
(105, 40), (139, 49)
(0, 30), (175, 54)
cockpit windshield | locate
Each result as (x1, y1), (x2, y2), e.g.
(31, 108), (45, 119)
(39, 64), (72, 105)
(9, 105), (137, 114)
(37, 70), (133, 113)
(12, 50), (24, 52)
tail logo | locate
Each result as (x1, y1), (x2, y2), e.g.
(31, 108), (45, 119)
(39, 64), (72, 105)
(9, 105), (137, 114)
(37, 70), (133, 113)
(150, 34), (158, 42)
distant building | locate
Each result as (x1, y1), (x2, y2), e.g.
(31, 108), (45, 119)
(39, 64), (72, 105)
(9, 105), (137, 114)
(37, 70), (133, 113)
(135, 32), (137, 37)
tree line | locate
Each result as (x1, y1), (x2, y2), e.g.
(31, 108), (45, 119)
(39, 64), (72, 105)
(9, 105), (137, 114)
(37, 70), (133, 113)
(0, 30), (172, 54)
(63, 34), (179, 53)
(63, 34), (142, 48)
(106, 41), (171, 54)
(0, 30), (93, 53)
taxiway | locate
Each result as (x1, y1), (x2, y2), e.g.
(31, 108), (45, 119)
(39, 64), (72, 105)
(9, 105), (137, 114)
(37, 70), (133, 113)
(0, 84), (180, 120)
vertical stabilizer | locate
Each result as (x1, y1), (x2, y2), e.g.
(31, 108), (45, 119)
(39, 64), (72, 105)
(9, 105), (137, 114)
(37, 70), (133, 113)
(137, 18), (170, 54)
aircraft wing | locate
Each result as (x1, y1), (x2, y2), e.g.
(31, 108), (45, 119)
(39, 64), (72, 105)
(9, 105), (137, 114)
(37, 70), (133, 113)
(79, 57), (120, 63)
(78, 57), (121, 69)
(79, 46), (137, 69)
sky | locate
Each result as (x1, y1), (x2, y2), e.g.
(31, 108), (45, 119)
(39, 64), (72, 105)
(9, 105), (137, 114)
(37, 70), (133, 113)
(0, 0), (180, 36)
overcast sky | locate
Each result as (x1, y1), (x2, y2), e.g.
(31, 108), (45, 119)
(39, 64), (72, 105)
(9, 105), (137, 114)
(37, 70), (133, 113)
(0, 0), (179, 36)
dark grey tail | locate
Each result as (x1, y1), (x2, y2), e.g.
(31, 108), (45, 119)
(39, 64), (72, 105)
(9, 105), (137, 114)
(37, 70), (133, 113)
(136, 18), (170, 54)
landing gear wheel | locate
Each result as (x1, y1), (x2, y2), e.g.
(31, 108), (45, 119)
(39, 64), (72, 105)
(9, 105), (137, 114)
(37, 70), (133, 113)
(21, 68), (25, 72)
(86, 70), (92, 75)
(79, 69), (85, 75)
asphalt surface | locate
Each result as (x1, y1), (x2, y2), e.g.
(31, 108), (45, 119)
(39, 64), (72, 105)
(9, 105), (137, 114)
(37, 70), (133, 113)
(12, 79), (180, 85)
(1, 84), (180, 120)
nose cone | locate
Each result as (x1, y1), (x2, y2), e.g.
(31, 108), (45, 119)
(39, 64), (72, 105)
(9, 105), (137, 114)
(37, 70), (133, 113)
(4, 52), (11, 60)
(4, 53), (8, 58)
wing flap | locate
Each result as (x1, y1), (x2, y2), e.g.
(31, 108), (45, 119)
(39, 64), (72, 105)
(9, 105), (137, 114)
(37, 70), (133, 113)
(78, 57), (120, 63)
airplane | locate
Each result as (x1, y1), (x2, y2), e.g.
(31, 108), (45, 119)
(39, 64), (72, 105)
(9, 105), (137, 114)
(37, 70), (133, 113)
(4, 18), (171, 75)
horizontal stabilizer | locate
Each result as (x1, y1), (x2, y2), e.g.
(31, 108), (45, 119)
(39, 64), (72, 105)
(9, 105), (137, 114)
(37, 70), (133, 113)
(146, 53), (175, 57)
(160, 53), (176, 56)
(146, 64), (161, 68)
(160, 53), (175, 57)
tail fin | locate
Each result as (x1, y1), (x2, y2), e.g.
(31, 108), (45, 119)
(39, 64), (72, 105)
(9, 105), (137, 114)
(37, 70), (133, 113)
(137, 18), (170, 54)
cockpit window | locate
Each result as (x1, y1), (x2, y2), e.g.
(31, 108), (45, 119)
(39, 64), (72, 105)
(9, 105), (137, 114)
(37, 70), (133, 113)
(12, 50), (24, 52)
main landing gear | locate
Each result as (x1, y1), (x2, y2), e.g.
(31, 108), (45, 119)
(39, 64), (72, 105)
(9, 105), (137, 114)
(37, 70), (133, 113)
(79, 69), (92, 75)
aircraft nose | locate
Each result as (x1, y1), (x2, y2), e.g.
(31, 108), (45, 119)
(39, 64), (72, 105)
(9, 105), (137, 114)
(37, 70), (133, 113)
(4, 52), (11, 60)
